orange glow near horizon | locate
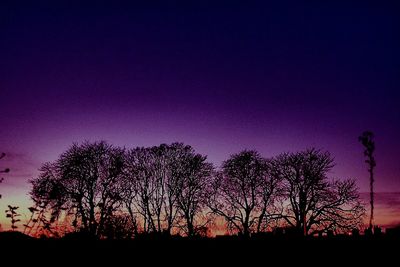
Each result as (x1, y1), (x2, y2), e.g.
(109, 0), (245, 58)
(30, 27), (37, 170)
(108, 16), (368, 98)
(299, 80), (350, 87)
(1, 192), (399, 234)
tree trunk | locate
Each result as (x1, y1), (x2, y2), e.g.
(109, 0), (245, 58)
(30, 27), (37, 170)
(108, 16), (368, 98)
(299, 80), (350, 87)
(369, 163), (374, 230)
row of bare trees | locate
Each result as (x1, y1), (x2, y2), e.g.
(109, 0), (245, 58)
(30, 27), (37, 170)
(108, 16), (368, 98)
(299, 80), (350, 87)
(28, 141), (365, 238)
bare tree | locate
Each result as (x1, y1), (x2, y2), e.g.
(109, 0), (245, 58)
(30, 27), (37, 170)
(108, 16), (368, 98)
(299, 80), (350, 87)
(208, 150), (275, 237)
(358, 131), (376, 230)
(173, 144), (214, 237)
(30, 141), (125, 237)
(123, 143), (213, 237)
(162, 144), (182, 234)
(27, 141), (366, 239)
(148, 144), (172, 234)
(274, 149), (365, 236)
(256, 159), (283, 233)
(123, 146), (158, 234)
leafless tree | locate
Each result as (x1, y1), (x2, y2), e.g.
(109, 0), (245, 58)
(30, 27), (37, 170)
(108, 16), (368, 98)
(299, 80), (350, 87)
(27, 142), (366, 239)
(162, 144), (182, 233)
(273, 148), (365, 235)
(172, 144), (214, 237)
(148, 144), (178, 234)
(207, 150), (277, 237)
(123, 143), (213, 237)
(30, 141), (125, 237)
(256, 159), (283, 232)
(123, 146), (158, 234)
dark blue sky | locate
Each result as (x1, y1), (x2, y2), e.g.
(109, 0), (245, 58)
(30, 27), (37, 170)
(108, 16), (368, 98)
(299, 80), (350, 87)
(0, 0), (399, 202)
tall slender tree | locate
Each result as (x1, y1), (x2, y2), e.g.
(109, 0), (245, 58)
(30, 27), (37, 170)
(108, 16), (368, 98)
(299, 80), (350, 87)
(358, 131), (376, 230)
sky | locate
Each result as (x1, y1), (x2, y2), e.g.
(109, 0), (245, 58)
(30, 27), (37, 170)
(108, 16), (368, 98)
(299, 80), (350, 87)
(0, 1), (399, 229)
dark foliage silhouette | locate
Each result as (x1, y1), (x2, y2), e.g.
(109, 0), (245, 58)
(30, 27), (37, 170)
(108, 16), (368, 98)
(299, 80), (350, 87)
(102, 213), (136, 239)
(23, 205), (56, 237)
(5, 205), (21, 231)
(359, 131), (376, 230)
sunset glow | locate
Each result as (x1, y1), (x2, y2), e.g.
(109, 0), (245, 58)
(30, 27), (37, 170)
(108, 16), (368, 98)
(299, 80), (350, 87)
(1, 1), (399, 237)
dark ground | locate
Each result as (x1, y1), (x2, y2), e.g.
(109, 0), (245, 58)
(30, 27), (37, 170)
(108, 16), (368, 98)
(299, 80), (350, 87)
(0, 232), (398, 265)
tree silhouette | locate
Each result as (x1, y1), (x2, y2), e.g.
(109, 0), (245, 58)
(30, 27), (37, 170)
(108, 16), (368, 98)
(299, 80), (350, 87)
(102, 213), (136, 239)
(30, 141), (125, 237)
(23, 206), (39, 235)
(172, 144), (214, 237)
(257, 159), (283, 232)
(23, 205), (56, 237)
(5, 205), (21, 231)
(208, 150), (279, 237)
(160, 144), (183, 234)
(273, 149), (365, 236)
(28, 141), (366, 239)
(358, 131), (376, 230)
(123, 146), (163, 234)
(122, 143), (214, 237)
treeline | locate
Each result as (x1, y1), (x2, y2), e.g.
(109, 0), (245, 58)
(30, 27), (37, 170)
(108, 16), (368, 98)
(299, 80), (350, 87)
(26, 141), (365, 239)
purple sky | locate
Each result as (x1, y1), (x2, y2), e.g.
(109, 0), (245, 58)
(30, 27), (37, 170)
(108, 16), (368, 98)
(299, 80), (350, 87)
(0, 1), (400, 223)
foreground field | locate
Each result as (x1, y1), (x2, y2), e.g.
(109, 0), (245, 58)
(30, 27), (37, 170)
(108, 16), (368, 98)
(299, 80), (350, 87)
(0, 233), (398, 265)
